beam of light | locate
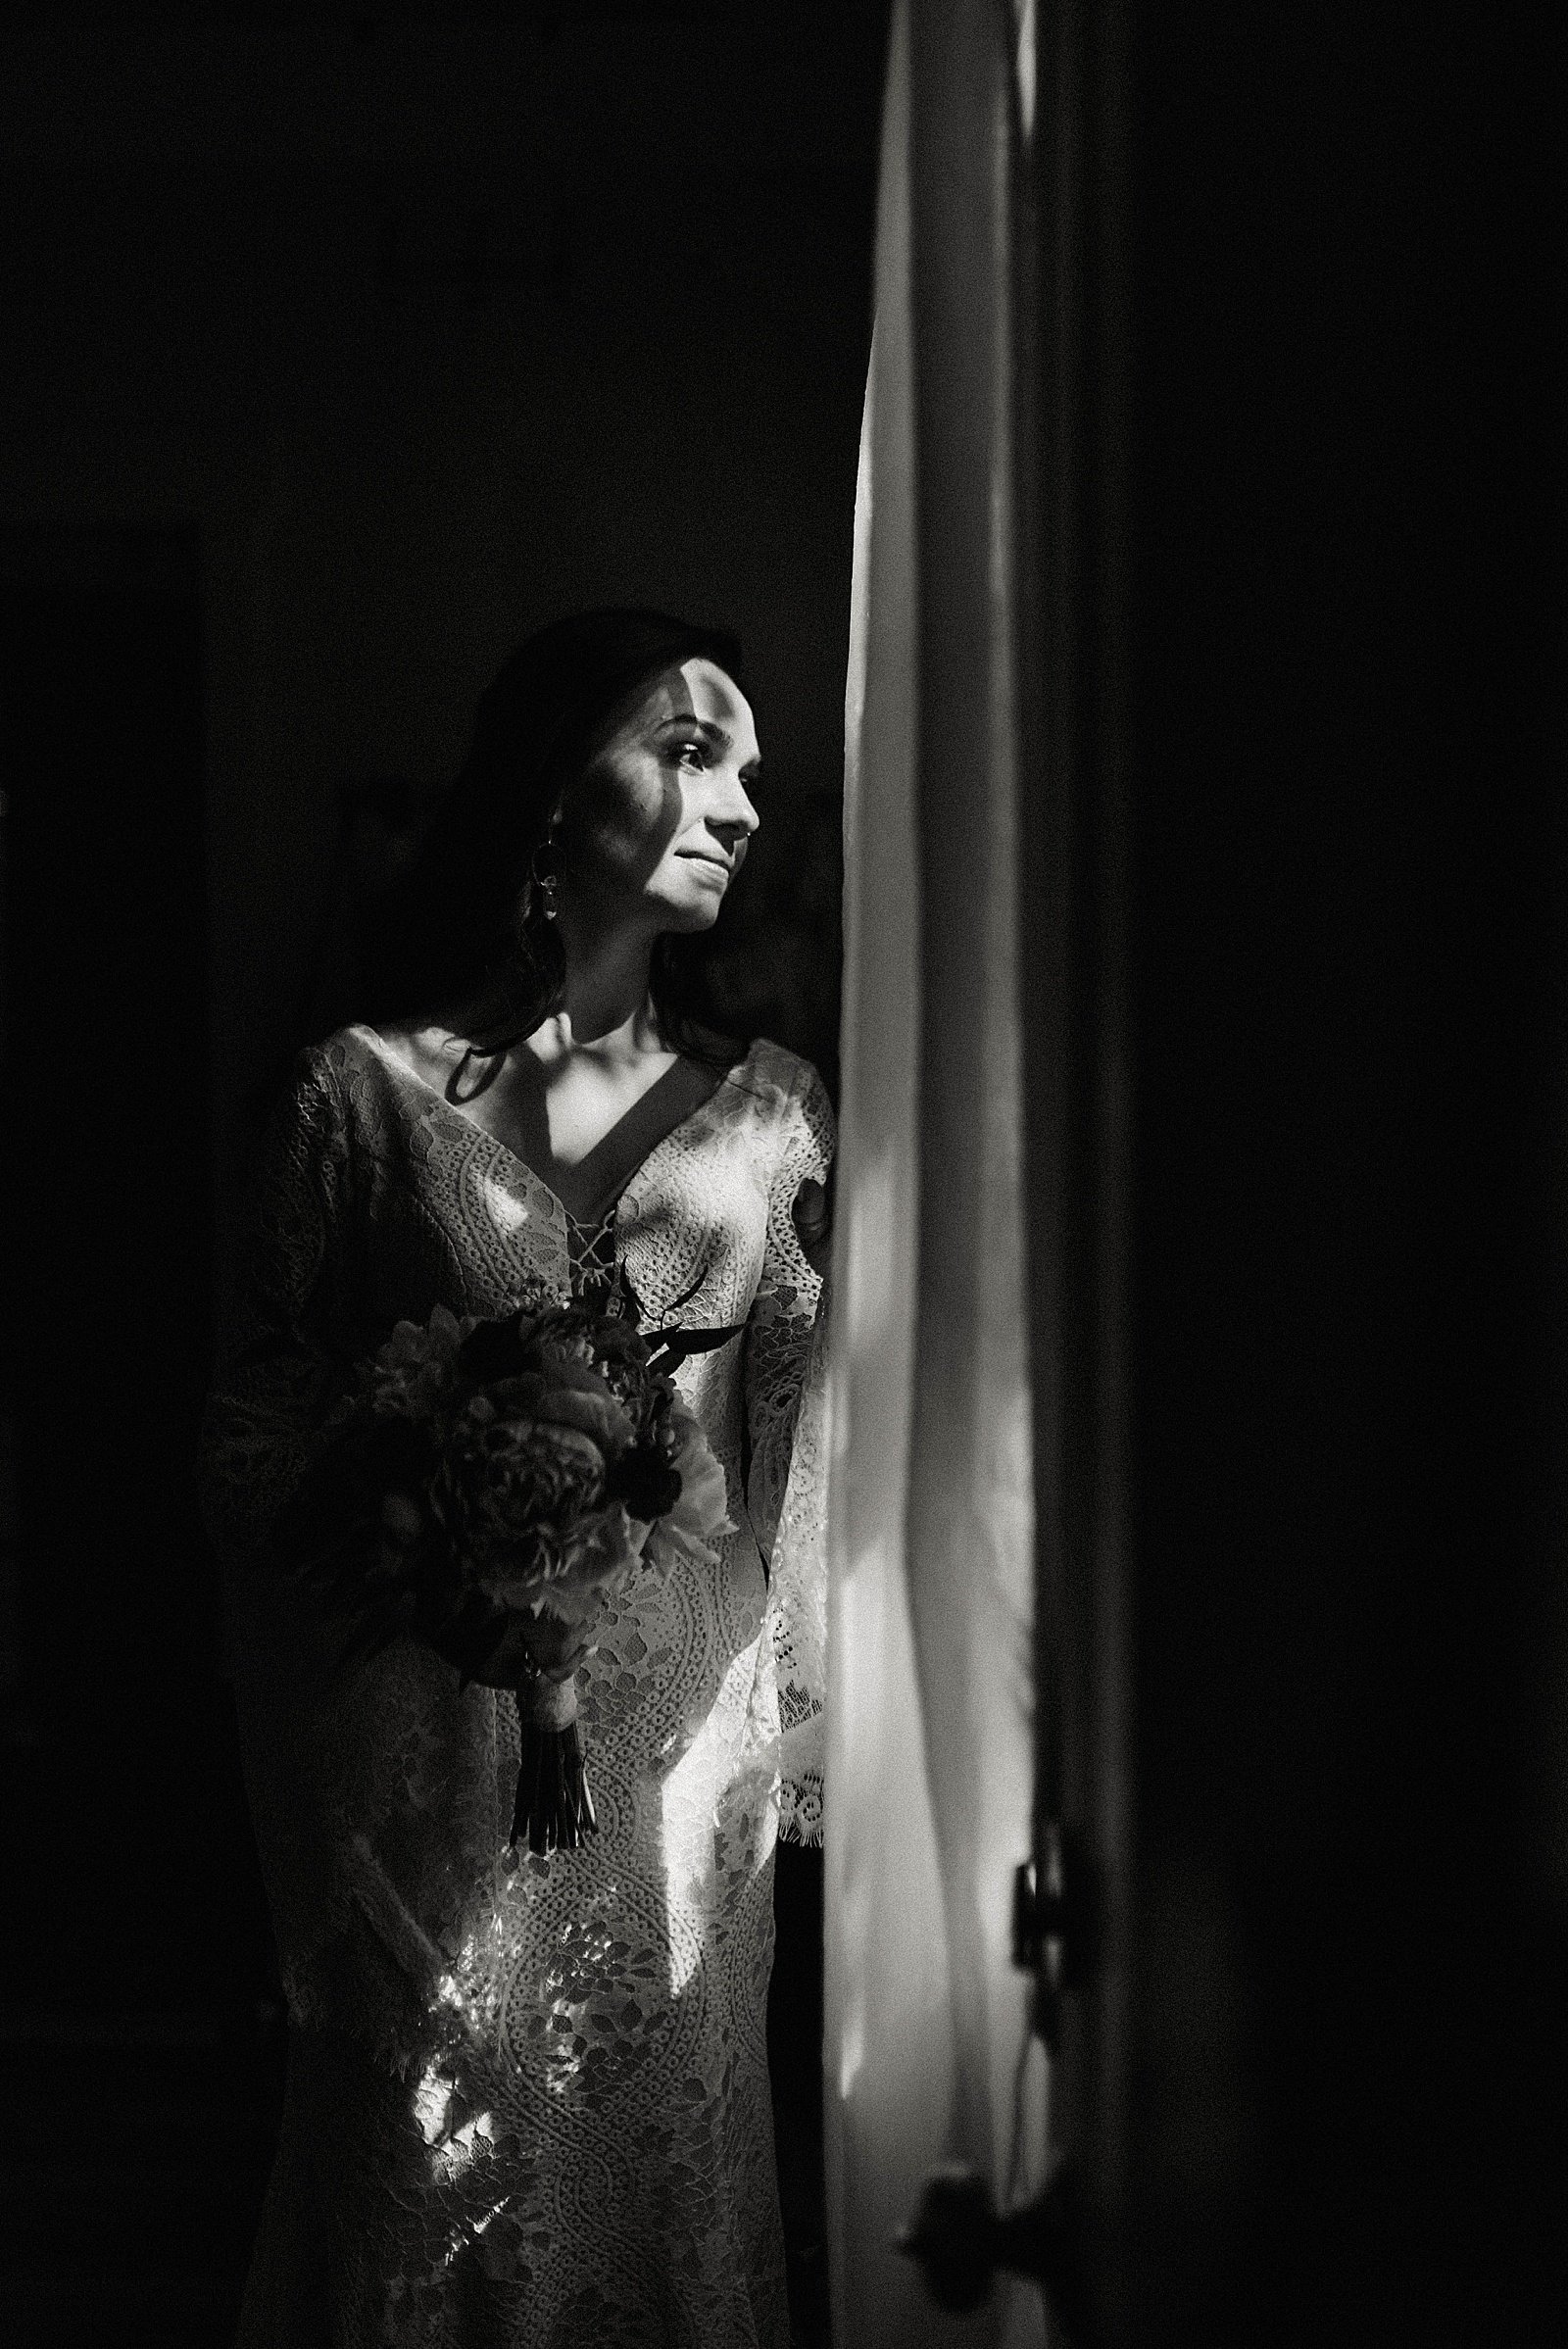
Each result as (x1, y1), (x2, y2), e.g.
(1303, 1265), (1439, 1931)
(479, 1171), (534, 1233)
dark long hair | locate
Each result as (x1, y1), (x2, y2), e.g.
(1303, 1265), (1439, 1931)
(357, 608), (750, 1082)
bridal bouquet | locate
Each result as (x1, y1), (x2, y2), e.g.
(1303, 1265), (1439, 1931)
(273, 1293), (733, 1854)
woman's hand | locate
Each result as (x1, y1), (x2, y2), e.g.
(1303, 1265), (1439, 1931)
(474, 1611), (588, 1686)
(792, 1169), (834, 1280)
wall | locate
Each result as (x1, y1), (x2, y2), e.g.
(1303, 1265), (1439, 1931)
(0, 8), (882, 1267)
(1125, 6), (1566, 2338)
(0, 17), (881, 2332)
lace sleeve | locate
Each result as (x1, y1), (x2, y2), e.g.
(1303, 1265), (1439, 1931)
(200, 1047), (455, 2046)
(745, 1060), (836, 1847)
(199, 1044), (362, 1579)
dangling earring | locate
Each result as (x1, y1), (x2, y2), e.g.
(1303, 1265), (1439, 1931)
(531, 842), (560, 922)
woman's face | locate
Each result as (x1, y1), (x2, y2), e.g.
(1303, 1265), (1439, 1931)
(552, 657), (761, 936)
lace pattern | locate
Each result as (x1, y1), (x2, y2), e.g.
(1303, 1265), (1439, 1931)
(564, 1203), (621, 1312)
(739, 1065), (834, 1848)
(199, 1022), (833, 2347)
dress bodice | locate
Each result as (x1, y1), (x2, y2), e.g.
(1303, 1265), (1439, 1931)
(202, 1016), (835, 1889)
(563, 1201), (621, 1309)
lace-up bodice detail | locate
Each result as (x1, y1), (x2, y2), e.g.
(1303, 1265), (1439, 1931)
(563, 1202), (621, 1310)
(199, 1022), (833, 2348)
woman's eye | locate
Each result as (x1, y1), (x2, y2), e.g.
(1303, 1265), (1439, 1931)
(674, 741), (707, 770)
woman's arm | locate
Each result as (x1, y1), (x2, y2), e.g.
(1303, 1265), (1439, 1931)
(745, 1060), (836, 1845)
(198, 1046), (362, 1567)
(744, 1063), (835, 1565)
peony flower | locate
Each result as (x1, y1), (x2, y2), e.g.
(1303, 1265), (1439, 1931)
(643, 1398), (733, 1572)
(518, 1500), (647, 1634)
(533, 1384), (634, 1454)
(471, 1357), (635, 1461)
(368, 1302), (473, 1420)
(427, 1405), (607, 1600)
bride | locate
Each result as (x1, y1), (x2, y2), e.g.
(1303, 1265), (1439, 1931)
(201, 609), (834, 2348)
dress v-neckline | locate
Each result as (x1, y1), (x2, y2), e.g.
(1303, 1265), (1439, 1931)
(355, 1023), (750, 1231)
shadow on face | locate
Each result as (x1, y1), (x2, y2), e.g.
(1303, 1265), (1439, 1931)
(553, 658), (762, 936)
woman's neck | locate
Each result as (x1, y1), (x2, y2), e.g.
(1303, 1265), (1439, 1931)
(548, 913), (668, 1063)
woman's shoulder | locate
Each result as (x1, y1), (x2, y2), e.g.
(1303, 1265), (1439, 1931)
(274, 1022), (453, 1144)
(306, 1018), (469, 1095)
(740, 1035), (831, 1110)
(664, 1026), (804, 1113)
(721, 1039), (835, 1162)
(334, 1018), (464, 1087)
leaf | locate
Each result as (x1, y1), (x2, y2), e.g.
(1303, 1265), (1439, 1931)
(644, 1323), (746, 1377)
(617, 1270), (649, 1331)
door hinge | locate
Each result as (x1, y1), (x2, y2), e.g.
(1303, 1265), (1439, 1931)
(1013, 1823), (1099, 2040)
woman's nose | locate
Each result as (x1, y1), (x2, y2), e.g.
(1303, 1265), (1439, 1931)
(710, 786), (760, 844)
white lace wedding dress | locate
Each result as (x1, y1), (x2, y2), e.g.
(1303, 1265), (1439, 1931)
(199, 1022), (833, 2349)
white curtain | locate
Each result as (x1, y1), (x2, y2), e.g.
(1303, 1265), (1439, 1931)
(823, 2), (1048, 2342)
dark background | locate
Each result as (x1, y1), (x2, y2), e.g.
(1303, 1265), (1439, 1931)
(2, 4), (1565, 2347)
(1124, 8), (1567, 2343)
(0, 6), (881, 2340)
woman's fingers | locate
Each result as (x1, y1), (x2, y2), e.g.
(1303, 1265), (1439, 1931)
(472, 1612), (589, 1687)
(791, 1169), (835, 1278)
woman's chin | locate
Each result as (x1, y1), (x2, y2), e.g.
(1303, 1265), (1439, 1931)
(652, 892), (724, 935)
